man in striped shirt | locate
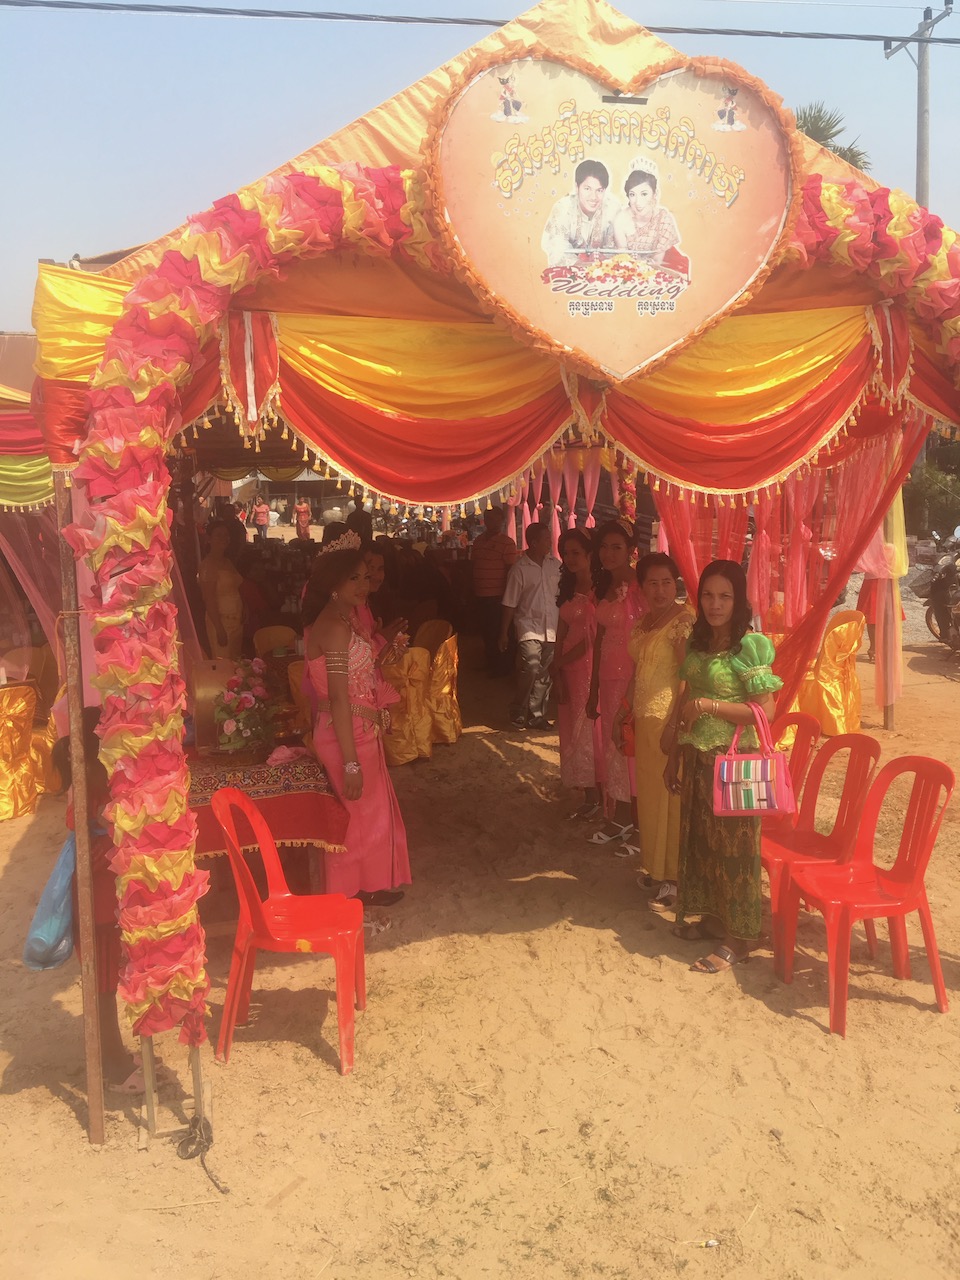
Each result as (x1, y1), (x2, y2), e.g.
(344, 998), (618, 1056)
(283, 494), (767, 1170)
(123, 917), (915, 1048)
(471, 506), (519, 675)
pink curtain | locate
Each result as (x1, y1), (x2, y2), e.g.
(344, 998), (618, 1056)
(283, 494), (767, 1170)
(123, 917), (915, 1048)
(583, 450), (602, 528)
(0, 554), (32, 664)
(0, 508), (63, 670)
(545, 454), (563, 548)
(562, 451), (580, 530)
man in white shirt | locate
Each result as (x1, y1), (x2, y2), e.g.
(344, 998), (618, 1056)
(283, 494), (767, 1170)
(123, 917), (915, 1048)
(498, 522), (561, 730)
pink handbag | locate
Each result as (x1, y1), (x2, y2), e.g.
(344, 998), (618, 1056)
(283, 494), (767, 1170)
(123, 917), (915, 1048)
(712, 702), (796, 818)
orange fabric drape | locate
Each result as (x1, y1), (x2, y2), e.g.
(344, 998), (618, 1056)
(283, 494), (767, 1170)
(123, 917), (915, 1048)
(278, 359), (573, 503)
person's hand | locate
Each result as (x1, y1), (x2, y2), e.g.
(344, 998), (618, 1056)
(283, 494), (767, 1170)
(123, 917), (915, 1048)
(343, 766), (363, 801)
(612, 714), (625, 752)
(498, 634), (509, 654)
(664, 753), (681, 795)
(586, 691), (599, 721)
(678, 699), (702, 732)
(382, 617), (408, 645)
(216, 625), (228, 647)
(659, 722), (676, 756)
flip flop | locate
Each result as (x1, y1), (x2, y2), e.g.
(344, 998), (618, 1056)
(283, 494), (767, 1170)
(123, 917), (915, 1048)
(690, 944), (750, 974)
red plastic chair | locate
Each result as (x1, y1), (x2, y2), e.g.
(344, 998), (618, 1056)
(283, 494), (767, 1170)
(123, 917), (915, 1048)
(210, 787), (366, 1074)
(761, 712), (822, 840)
(779, 756), (954, 1036)
(764, 732), (882, 976)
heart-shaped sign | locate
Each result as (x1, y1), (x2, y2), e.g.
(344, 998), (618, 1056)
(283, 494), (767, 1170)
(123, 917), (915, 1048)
(429, 56), (799, 382)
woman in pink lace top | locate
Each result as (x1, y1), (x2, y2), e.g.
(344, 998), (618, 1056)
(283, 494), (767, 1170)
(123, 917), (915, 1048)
(302, 540), (411, 905)
(587, 520), (644, 847)
(550, 530), (602, 818)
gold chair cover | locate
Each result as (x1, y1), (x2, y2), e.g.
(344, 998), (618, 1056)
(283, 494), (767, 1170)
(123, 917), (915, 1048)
(254, 625), (298, 657)
(29, 712), (61, 796)
(0, 685), (40, 820)
(427, 634), (462, 746)
(413, 619), (453, 663)
(191, 658), (238, 753)
(382, 646), (432, 766)
(796, 610), (865, 736)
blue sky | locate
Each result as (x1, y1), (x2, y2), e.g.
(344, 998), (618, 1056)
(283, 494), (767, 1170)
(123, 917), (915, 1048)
(1, 0), (957, 330)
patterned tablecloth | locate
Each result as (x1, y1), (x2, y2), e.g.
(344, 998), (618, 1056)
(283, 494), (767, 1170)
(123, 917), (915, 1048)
(189, 752), (349, 859)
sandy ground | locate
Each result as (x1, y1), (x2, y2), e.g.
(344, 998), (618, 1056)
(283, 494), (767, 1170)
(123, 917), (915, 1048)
(3, 606), (960, 1280)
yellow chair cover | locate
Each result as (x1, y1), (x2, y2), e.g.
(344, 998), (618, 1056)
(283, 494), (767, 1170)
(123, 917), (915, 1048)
(427, 634), (462, 746)
(254, 625), (298, 657)
(0, 685), (40, 820)
(190, 658), (238, 753)
(796, 610), (865, 736)
(29, 712), (61, 796)
(287, 659), (312, 738)
(413, 619), (453, 663)
(382, 646), (432, 766)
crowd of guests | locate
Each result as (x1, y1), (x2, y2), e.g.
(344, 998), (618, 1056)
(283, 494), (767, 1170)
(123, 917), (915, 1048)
(491, 513), (782, 976)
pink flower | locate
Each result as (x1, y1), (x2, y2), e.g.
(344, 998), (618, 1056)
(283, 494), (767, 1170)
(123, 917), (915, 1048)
(223, 690), (237, 705)
(238, 691), (255, 710)
(242, 728), (251, 737)
(226, 677), (242, 692)
(223, 718), (237, 735)
(251, 684), (267, 698)
(251, 658), (266, 674)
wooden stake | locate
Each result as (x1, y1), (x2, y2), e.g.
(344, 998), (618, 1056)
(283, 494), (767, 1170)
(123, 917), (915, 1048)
(54, 471), (105, 1146)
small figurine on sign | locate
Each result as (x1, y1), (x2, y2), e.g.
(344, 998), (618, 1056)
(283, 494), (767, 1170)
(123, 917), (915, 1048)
(491, 69), (527, 122)
(714, 86), (746, 132)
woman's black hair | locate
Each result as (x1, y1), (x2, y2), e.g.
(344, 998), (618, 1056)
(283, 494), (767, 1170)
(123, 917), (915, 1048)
(301, 548), (366, 628)
(635, 552), (680, 587)
(556, 529), (594, 606)
(689, 558), (753, 654)
(591, 519), (635, 601)
(625, 169), (657, 197)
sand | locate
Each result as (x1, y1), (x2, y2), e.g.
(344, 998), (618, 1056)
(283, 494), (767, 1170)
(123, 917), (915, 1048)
(2, 629), (960, 1280)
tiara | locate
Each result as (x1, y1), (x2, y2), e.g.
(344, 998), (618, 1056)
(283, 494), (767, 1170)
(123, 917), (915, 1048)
(319, 530), (362, 556)
(628, 156), (660, 179)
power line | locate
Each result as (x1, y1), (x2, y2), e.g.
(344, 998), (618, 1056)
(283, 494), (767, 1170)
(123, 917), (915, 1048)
(4, 0), (960, 44)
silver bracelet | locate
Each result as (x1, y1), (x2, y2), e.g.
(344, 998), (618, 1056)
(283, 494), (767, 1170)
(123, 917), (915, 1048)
(344, 760), (361, 775)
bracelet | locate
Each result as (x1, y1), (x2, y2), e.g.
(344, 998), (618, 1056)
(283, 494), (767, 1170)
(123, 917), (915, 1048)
(713, 700), (720, 717)
(344, 761), (362, 775)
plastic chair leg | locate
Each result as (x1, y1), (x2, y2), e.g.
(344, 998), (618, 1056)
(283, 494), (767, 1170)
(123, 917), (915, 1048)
(825, 907), (852, 1038)
(354, 928), (367, 1011)
(765, 857), (785, 970)
(217, 937), (252, 1062)
(778, 881), (803, 984)
(334, 937), (356, 1076)
(235, 947), (259, 1025)
(863, 918), (879, 960)
(888, 915), (912, 980)
(918, 895), (950, 1014)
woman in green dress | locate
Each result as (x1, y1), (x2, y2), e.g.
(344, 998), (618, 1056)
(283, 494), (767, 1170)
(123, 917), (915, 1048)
(664, 559), (782, 974)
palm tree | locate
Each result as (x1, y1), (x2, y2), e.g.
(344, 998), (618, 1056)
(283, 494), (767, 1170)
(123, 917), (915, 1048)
(794, 101), (871, 172)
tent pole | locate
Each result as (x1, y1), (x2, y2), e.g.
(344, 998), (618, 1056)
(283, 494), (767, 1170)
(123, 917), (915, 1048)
(54, 471), (106, 1146)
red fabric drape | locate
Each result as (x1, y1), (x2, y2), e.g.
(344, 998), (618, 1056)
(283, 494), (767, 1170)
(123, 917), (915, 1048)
(278, 359), (573, 503)
(605, 338), (876, 491)
(0, 411), (44, 455)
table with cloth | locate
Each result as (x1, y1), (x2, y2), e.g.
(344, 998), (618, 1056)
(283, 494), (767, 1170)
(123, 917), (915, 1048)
(189, 751), (349, 862)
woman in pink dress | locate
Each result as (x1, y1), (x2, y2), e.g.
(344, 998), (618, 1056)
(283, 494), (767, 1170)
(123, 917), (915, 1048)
(302, 537), (411, 906)
(587, 520), (644, 849)
(550, 530), (602, 819)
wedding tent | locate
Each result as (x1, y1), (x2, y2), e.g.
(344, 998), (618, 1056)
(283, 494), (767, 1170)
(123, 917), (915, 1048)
(12, 0), (960, 1060)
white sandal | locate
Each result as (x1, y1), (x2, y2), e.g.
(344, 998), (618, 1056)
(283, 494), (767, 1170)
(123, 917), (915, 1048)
(588, 822), (634, 846)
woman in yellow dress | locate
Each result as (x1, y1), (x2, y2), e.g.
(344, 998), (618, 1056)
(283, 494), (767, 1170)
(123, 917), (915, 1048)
(198, 521), (243, 660)
(615, 554), (694, 909)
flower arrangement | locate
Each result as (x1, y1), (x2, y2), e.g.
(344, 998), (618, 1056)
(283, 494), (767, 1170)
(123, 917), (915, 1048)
(213, 657), (276, 753)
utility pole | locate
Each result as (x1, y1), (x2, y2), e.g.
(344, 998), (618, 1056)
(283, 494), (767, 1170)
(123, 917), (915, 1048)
(884, 2), (953, 209)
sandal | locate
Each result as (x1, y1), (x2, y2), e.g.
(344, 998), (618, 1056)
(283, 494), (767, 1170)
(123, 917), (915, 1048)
(588, 822), (634, 846)
(566, 802), (601, 821)
(613, 837), (640, 859)
(672, 920), (724, 942)
(649, 881), (678, 912)
(690, 944), (750, 974)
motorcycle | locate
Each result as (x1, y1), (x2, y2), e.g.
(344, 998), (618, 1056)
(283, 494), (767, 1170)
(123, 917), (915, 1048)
(914, 548), (960, 648)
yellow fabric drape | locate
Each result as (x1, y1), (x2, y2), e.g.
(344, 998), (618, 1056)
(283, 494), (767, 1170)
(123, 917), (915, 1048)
(32, 263), (131, 382)
(796, 610), (865, 736)
(382, 647), (432, 765)
(277, 314), (560, 419)
(623, 306), (870, 425)
(0, 383), (29, 409)
(0, 454), (54, 510)
(426, 634), (462, 746)
(0, 685), (40, 821)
